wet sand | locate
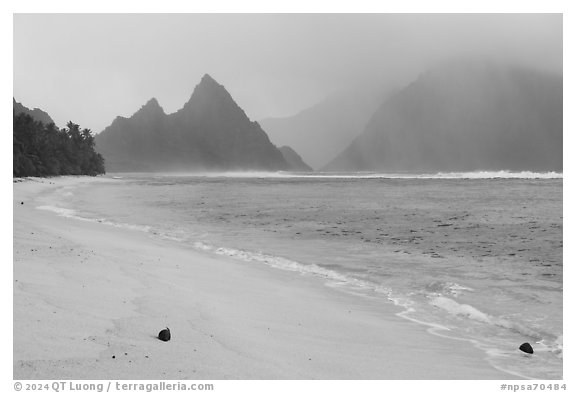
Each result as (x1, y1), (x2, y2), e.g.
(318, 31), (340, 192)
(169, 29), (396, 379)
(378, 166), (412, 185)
(13, 177), (514, 379)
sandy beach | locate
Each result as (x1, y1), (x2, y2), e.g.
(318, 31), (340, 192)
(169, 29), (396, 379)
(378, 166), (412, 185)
(13, 177), (515, 379)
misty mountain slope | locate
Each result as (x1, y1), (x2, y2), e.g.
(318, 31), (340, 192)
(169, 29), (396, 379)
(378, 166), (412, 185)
(324, 62), (562, 172)
(95, 74), (289, 172)
(259, 90), (384, 170)
(95, 98), (172, 171)
(13, 98), (55, 126)
(278, 146), (312, 172)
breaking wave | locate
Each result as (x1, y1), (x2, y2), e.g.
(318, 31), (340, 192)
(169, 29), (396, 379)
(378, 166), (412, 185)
(429, 296), (543, 339)
(192, 241), (375, 288)
(160, 170), (562, 180)
(303, 171), (563, 179)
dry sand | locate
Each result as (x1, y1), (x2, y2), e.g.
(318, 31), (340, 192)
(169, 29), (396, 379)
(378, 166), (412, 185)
(13, 177), (514, 379)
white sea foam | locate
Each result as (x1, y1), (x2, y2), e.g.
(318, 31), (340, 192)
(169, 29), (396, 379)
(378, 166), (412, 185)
(430, 296), (492, 323)
(189, 241), (499, 365)
(191, 239), (561, 366)
(429, 295), (545, 341)
(551, 335), (563, 357)
(194, 171), (292, 178)
(425, 281), (473, 297)
(36, 205), (151, 233)
(37, 205), (89, 220)
(155, 232), (187, 242)
(193, 242), (355, 283)
(420, 171), (562, 179)
(166, 170), (562, 180)
(303, 171), (563, 179)
(190, 241), (415, 307)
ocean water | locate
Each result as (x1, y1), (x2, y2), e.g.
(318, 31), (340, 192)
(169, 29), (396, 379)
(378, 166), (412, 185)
(38, 172), (563, 379)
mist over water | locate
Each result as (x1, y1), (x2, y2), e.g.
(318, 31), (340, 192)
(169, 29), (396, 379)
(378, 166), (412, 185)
(181, 170), (563, 180)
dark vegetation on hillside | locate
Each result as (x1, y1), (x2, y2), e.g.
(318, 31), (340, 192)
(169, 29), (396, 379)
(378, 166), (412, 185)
(13, 112), (105, 177)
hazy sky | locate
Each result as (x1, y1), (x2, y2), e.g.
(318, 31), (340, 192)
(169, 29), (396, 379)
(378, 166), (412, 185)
(13, 13), (562, 133)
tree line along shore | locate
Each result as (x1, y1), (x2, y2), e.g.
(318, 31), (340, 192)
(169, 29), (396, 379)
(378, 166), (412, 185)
(13, 112), (105, 178)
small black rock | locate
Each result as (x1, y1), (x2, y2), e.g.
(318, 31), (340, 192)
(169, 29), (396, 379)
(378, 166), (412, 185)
(519, 342), (533, 354)
(158, 327), (171, 342)
(21, 202), (24, 205)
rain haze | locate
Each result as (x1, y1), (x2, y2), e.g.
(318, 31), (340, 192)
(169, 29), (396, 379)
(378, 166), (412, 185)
(14, 14), (561, 133)
(13, 12), (564, 382)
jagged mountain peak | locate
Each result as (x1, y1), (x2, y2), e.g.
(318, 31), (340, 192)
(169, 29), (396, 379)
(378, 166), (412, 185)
(200, 73), (218, 85)
(133, 97), (164, 116)
(144, 97), (161, 107)
(95, 74), (290, 172)
(186, 73), (227, 103)
(180, 74), (249, 124)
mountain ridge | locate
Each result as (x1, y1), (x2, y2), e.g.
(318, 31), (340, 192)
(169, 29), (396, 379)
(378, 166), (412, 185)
(324, 62), (562, 172)
(259, 89), (386, 169)
(95, 74), (291, 172)
(279, 146), (312, 172)
(13, 98), (56, 126)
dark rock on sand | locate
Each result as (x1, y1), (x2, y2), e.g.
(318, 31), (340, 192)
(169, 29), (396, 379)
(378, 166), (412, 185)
(519, 342), (534, 354)
(158, 327), (171, 342)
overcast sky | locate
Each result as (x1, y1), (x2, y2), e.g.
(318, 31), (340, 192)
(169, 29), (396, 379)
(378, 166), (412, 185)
(13, 13), (562, 133)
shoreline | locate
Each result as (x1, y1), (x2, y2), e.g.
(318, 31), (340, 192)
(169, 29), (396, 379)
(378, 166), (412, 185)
(13, 177), (515, 379)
